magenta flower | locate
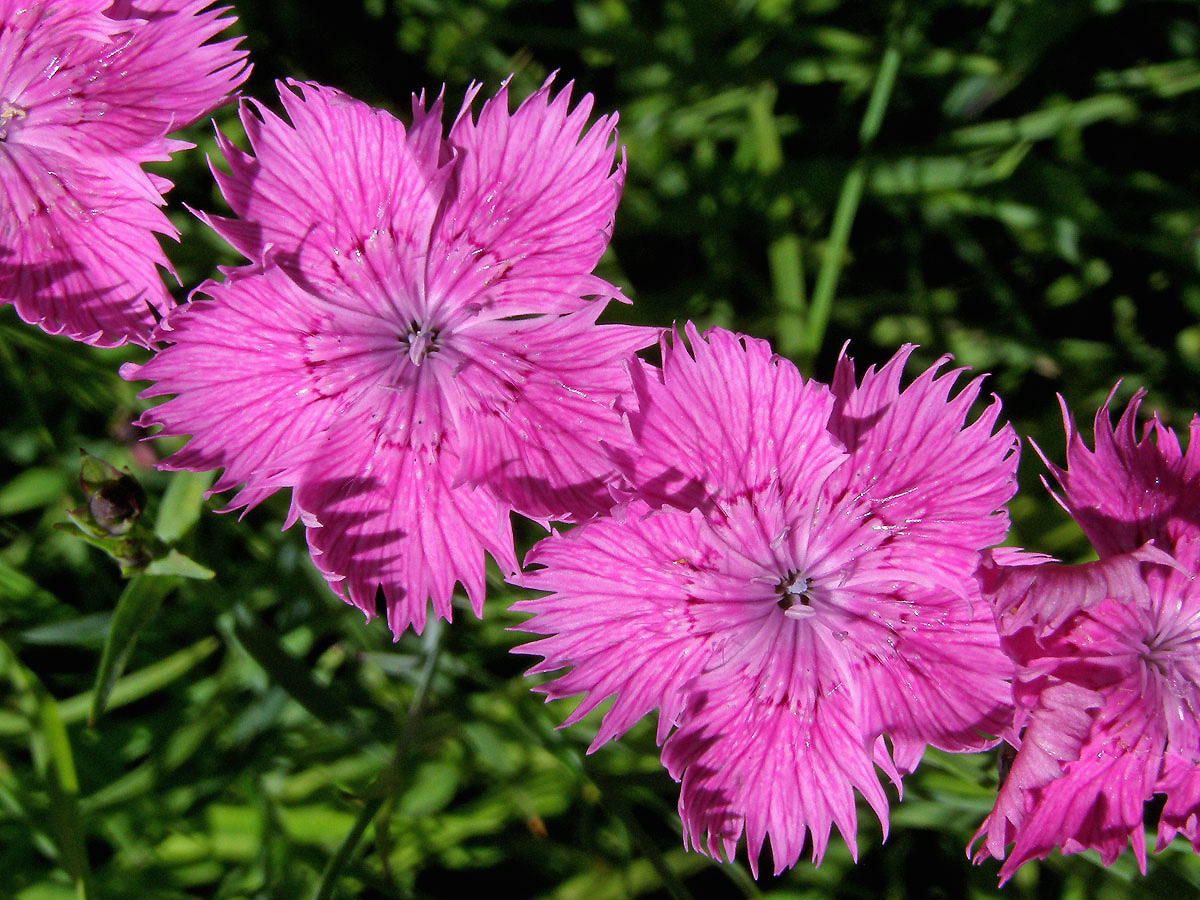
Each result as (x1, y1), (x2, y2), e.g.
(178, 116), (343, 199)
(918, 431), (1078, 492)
(514, 325), (1019, 874)
(973, 393), (1200, 880)
(0, 0), (248, 346)
(127, 79), (655, 635)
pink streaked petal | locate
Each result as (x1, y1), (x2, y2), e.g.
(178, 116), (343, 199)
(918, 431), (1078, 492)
(512, 503), (718, 749)
(456, 312), (657, 519)
(206, 81), (446, 274)
(1043, 391), (1200, 564)
(429, 75), (624, 317)
(971, 678), (1104, 872)
(76, 0), (248, 151)
(827, 345), (1019, 596)
(0, 151), (175, 346)
(125, 267), (339, 505)
(1157, 754), (1200, 853)
(979, 545), (1174, 638)
(990, 683), (1163, 881)
(663, 674), (889, 875)
(858, 587), (1013, 758)
(294, 429), (517, 636)
(621, 323), (845, 512)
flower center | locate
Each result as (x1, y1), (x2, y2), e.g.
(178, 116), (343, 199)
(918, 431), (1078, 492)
(776, 571), (814, 619)
(401, 322), (439, 366)
(0, 100), (26, 142)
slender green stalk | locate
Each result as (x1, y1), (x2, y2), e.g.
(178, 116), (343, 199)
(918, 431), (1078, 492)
(800, 40), (903, 366)
(311, 619), (444, 900)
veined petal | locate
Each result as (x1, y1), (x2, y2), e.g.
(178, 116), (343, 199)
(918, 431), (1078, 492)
(428, 75), (625, 317)
(1043, 391), (1200, 565)
(205, 81), (446, 275)
(980, 544), (1172, 637)
(512, 502), (715, 749)
(455, 309), (657, 519)
(294, 426), (517, 636)
(1157, 753), (1200, 853)
(78, 0), (248, 154)
(0, 0), (244, 345)
(828, 345), (1020, 598)
(0, 149), (175, 346)
(858, 585), (1013, 759)
(663, 674), (889, 876)
(126, 266), (340, 506)
(621, 323), (845, 512)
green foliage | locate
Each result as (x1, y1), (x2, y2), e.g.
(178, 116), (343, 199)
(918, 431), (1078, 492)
(3, 0), (1200, 898)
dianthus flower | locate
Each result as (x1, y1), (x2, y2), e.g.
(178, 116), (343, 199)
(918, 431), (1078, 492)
(0, 0), (248, 346)
(973, 393), (1200, 881)
(127, 79), (654, 635)
(514, 326), (1019, 874)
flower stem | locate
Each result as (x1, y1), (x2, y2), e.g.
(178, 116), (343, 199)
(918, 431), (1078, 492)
(800, 38), (903, 367)
(310, 618), (444, 900)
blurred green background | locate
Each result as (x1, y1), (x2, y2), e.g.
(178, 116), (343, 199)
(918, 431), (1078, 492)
(4, 0), (1200, 897)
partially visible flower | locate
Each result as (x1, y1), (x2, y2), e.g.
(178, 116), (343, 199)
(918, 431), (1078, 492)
(0, 0), (248, 346)
(127, 79), (655, 635)
(972, 392), (1200, 881)
(514, 325), (1019, 874)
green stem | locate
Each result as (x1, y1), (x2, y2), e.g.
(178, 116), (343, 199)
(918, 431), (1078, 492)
(310, 619), (444, 900)
(800, 39), (903, 366)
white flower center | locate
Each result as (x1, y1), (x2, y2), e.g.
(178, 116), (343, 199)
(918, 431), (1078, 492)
(401, 323), (439, 366)
(0, 100), (26, 142)
(776, 571), (815, 620)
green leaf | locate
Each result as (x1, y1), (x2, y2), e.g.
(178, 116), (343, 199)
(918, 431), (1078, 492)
(145, 549), (215, 580)
(154, 470), (214, 544)
(90, 574), (180, 723)
(0, 468), (68, 516)
(227, 605), (351, 726)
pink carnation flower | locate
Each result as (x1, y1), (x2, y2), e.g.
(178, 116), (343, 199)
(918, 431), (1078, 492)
(973, 392), (1200, 881)
(0, 0), (248, 346)
(514, 325), (1019, 874)
(126, 79), (655, 635)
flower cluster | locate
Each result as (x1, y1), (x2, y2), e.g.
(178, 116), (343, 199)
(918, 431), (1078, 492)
(514, 326), (1020, 873)
(127, 78), (655, 635)
(972, 394), (1200, 881)
(0, 0), (247, 346)
(5, 5), (1199, 884)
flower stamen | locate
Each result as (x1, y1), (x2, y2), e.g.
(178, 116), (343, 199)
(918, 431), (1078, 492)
(401, 323), (439, 366)
(0, 100), (27, 142)
(776, 571), (814, 619)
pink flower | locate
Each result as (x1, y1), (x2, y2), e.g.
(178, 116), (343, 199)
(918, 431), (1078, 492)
(0, 0), (248, 346)
(973, 392), (1200, 881)
(126, 79), (655, 636)
(514, 325), (1019, 874)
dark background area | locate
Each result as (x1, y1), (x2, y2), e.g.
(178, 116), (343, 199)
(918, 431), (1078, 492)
(2, 0), (1200, 897)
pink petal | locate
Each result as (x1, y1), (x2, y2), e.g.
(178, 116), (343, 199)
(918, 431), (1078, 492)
(430, 75), (625, 317)
(294, 426), (518, 636)
(0, 0), (245, 345)
(663, 672), (890, 875)
(1, 149), (175, 346)
(1042, 391), (1200, 565)
(125, 266), (342, 506)
(827, 345), (1020, 599)
(81, 0), (248, 153)
(512, 501), (715, 749)
(455, 309), (656, 519)
(205, 81), (447, 275)
(1157, 753), (1200, 853)
(858, 585), (1013, 759)
(620, 323), (845, 512)
(980, 544), (1174, 637)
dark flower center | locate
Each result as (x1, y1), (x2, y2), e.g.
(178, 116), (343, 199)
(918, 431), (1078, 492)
(776, 571), (814, 618)
(0, 100), (26, 142)
(400, 322), (439, 366)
